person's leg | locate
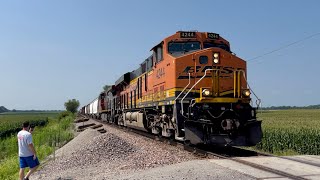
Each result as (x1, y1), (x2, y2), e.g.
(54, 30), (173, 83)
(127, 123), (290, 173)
(19, 168), (25, 180)
(19, 157), (27, 180)
(24, 156), (40, 179)
(25, 165), (38, 179)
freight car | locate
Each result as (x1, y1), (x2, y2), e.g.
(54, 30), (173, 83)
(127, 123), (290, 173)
(82, 31), (262, 146)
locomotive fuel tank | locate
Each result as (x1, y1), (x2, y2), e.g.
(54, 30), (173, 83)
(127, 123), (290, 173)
(124, 112), (148, 132)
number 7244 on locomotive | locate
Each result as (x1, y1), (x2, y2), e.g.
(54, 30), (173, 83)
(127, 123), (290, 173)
(81, 31), (262, 147)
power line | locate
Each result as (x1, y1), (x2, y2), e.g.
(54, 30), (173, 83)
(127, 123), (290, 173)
(247, 32), (320, 62)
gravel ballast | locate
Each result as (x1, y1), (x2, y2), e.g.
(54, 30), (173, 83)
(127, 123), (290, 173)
(120, 160), (256, 180)
(32, 120), (202, 179)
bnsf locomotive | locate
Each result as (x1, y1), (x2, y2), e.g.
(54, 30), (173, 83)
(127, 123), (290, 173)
(81, 31), (262, 146)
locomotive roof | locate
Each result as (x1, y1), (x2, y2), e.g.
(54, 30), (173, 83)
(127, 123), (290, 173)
(151, 31), (230, 50)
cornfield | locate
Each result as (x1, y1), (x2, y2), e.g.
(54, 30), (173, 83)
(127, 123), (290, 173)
(255, 109), (320, 155)
(0, 112), (58, 138)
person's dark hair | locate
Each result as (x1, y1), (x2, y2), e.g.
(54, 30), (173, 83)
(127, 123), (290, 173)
(22, 121), (30, 128)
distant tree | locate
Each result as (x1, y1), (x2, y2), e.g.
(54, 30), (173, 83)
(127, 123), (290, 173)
(0, 106), (9, 113)
(103, 85), (112, 91)
(64, 99), (80, 113)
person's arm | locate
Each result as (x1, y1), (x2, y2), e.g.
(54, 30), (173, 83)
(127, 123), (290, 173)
(26, 134), (37, 160)
(28, 143), (37, 158)
(29, 127), (34, 134)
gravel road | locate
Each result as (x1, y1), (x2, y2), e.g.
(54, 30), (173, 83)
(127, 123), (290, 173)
(32, 120), (202, 179)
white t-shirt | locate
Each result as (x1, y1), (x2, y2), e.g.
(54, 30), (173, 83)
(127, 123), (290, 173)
(17, 130), (34, 157)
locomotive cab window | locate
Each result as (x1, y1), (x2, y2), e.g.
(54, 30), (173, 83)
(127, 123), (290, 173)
(168, 41), (200, 56)
(141, 62), (146, 73)
(203, 42), (230, 52)
(154, 46), (163, 63)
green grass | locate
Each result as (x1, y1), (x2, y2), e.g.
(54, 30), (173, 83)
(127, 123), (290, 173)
(0, 112), (59, 138)
(0, 112), (74, 180)
(254, 109), (320, 155)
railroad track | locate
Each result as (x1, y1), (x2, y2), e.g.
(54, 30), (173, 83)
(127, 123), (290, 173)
(77, 115), (317, 180)
(85, 118), (268, 157)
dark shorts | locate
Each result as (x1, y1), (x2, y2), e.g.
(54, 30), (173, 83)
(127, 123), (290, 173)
(19, 156), (40, 169)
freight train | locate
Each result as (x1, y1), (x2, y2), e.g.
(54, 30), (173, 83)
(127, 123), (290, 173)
(80, 31), (262, 146)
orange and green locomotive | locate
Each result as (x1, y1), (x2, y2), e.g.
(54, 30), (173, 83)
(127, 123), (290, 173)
(82, 31), (262, 146)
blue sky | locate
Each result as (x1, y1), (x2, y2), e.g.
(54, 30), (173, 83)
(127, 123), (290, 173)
(0, 0), (319, 110)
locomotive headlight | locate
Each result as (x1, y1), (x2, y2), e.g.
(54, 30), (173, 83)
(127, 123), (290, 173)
(213, 52), (219, 64)
(242, 89), (251, 97)
(202, 89), (211, 96)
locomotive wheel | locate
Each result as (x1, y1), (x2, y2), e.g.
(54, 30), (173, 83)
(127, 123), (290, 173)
(167, 134), (175, 145)
(184, 140), (191, 146)
(157, 127), (163, 138)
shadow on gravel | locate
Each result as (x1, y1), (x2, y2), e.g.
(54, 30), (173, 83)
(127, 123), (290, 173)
(190, 144), (262, 158)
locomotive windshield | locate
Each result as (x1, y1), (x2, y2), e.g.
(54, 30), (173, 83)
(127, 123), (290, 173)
(168, 41), (200, 55)
(203, 42), (230, 52)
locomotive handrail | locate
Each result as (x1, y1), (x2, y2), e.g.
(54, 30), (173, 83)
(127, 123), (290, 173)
(240, 71), (261, 109)
(190, 99), (196, 107)
(233, 70), (243, 98)
(174, 73), (191, 102)
(180, 69), (217, 116)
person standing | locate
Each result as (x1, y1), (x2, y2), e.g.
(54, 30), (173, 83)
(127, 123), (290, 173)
(17, 121), (39, 180)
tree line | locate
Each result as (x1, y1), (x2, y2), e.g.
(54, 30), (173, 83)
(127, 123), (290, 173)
(261, 104), (320, 110)
(0, 107), (62, 114)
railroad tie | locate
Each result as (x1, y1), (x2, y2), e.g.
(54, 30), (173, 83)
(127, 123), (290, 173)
(78, 123), (96, 130)
(74, 118), (89, 123)
(97, 129), (107, 133)
(91, 124), (103, 129)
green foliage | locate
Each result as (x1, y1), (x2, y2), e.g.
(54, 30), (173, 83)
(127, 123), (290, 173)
(256, 128), (320, 155)
(0, 112), (75, 180)
(0, 156), (18, 180)
(103, 84), (112, 91)
(254, 109), (320, 155)
(64, 99), (80, 113)
(58, 111), (72, 120)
